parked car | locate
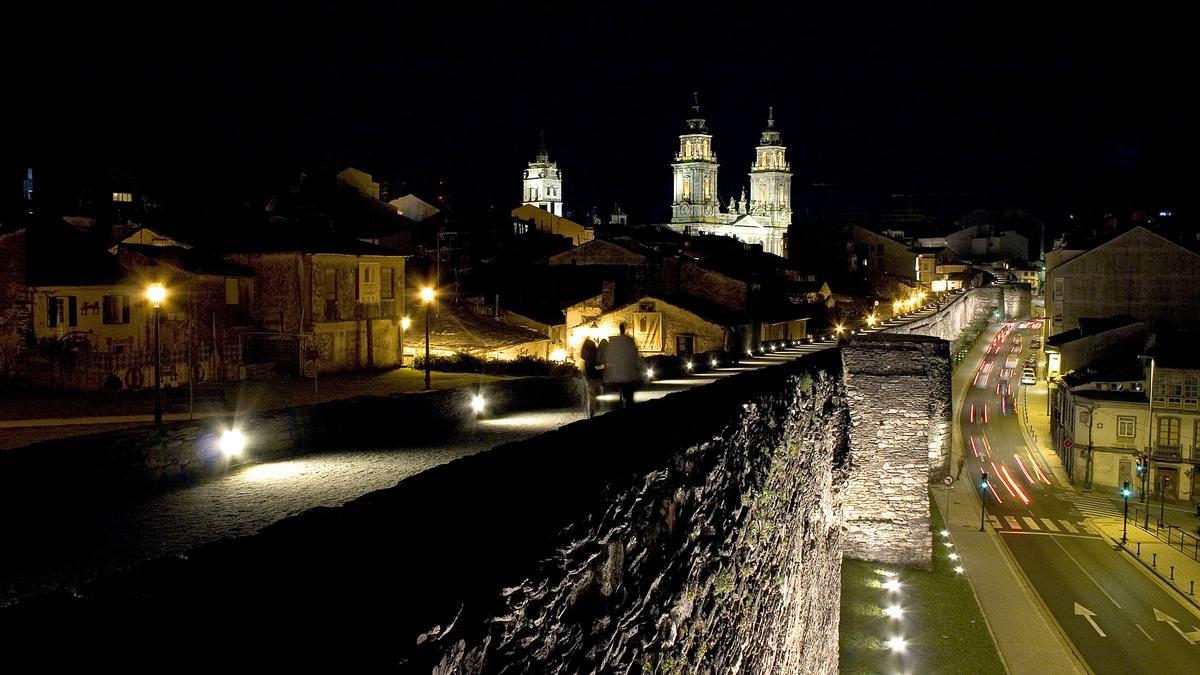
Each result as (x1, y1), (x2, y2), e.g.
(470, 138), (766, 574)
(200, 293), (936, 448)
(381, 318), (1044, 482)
(1021, 369), (1037, 385)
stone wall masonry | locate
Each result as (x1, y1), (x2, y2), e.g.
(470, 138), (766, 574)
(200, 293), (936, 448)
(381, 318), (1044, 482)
(3, 350), (858, 672)
(883, 286), (1030, 344)
(841, 335), (951, 567)
(0, 375), (580, 502)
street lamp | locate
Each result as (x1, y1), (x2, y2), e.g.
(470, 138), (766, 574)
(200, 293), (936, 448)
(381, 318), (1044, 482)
(1138, 354), (1156, 509)
(145, 282), (167, 426)
(420, 286), (435, 390)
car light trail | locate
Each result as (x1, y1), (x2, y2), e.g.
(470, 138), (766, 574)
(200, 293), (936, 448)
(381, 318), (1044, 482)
(990, 461), (1017, 498)
(970, 403), (976, 423)
(1013, 453), (1036, 484)
(1025, 448), (1052, 485)
(969, 435), (980, 458)
(1001, 396), (1007, 416)
(1000, 465), (1030, 504)
(983, 404), (989, 424)
(996, 382), (1002, 395)
(981, 433), (992, 458)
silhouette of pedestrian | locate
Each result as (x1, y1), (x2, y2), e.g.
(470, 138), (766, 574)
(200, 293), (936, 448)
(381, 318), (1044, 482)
(579, 325), (603, 417)
(602, 322), (645, 409)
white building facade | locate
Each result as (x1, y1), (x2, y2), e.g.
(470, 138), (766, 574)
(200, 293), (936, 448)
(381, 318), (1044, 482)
(522, 132), (564, 216)
(666, 96), (790, 257)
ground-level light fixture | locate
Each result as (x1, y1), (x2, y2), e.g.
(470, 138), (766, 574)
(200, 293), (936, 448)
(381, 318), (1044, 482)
(470, 393), (485, 414)
(954, 565), (965, 574)
(835, 324), (845, 335)
(219, 428), (247, 458)
(400, 316), (412, 331)
(940, 529), (950, 537)
(948, 553), (959, 561)
(549, 348), (567, 363)
(883, 579), (902, 592)
(747, 349), (754, 356)
(886, 637), (907, 653)
(685, 361), (694, 371)
(646, 367), (655, 380)
(883, 605), (904, 619)
(710, 358), (718, 368)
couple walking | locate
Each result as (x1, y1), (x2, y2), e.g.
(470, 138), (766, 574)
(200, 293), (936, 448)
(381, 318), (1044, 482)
(579, 322), (645, 417)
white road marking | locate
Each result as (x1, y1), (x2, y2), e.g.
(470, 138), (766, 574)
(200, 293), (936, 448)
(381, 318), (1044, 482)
(1022, 516), (1041, 530)
(1006, 516), (1022, 529)
(1075, 603), (1106, 637)
(1135, 623), (1154, 642)
(1154, 608), (1200, 644)
(1061, 521), (1078, 533)
(1050, 536), (1122, 608)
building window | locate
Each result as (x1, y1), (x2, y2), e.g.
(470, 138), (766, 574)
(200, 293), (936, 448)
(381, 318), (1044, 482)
(381, 268), (394, 300)
(112, 192), (133, 203)
(1117, 416), (1136, 438)
(102, 294), (131, 324)
(1053, 278), (1064, 301)
(1157, 417), (1181, 449)
(682, 177), (691, 201)
(47, 296), (76, 328)
(1195, 420), (1200, 450)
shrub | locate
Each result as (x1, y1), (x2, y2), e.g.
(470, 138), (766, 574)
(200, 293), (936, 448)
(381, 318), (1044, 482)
(413, 353), (577, 378)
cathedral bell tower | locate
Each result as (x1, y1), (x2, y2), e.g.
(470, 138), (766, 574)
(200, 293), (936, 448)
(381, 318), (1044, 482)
(671, 93), (722, 225)
(522, 131), (564, 216)
(748, 107), (791, 231)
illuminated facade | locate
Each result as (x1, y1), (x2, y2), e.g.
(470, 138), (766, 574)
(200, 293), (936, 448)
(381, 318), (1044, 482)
(668, 96), (791, 257)
(522, 132), (564, 217)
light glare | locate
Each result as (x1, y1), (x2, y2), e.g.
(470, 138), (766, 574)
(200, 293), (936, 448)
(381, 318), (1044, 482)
(218, 429), (246, 457)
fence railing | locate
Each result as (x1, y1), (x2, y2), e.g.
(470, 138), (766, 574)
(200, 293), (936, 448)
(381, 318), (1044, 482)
(1130, 505), (1200, 563)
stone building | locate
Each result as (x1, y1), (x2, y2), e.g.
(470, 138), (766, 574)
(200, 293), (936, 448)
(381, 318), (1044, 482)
(1045, 226), (1200, 336)
(228, 238), (407, 375)
(665, 95), (791, 257)
(564, 295), (734, 363)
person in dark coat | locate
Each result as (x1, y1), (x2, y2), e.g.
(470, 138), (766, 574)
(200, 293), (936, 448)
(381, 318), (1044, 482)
(579, 325), (604, 417)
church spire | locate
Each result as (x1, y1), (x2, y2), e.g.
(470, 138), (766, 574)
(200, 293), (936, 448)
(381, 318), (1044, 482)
(759, 107), (782, 145)
(536, 130), (549, 163)
(685, 91), (708, 133)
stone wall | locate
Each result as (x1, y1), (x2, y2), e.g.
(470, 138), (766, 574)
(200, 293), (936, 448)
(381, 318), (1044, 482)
(2, 338), (950, 671)
(841, 336), (951, 567)
(884, 286), (1030, 344)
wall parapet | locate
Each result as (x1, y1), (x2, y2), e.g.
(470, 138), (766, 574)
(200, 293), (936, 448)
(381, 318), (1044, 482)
(2, 338), (951, 671)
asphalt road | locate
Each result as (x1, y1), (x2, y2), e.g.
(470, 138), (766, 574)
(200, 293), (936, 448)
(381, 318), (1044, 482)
(959, 321), (1200, 674)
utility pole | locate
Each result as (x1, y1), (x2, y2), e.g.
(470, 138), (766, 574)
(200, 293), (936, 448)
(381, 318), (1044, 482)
(979, 470), (989, 532)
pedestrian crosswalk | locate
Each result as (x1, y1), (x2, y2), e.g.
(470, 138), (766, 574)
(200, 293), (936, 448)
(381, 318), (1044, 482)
(988, 515), (1099, 535)
(1058, 492), (1123, 519)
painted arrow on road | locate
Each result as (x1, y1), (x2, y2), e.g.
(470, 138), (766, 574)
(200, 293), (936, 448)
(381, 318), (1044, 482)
(1074, 603), (1106, 637)
(1153, 608), (1200, 644)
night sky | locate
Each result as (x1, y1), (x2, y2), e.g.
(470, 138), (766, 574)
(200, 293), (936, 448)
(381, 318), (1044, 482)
(8, 1), (1193, 224)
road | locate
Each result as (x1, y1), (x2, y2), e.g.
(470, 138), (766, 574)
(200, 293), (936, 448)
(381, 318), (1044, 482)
(958, 320), (1200, 674)
(0, 342), (833, 604)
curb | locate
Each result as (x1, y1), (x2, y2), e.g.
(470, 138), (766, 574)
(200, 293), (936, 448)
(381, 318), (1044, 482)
(1098, 525), (1200, 614)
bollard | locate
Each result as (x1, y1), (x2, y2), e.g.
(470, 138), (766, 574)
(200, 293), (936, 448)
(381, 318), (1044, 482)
(1191, 580), (1195, 596)
(1153, 552), (1157, 567)
(1137, 542), (1142, 557)
(1171, 565), (1175, 580)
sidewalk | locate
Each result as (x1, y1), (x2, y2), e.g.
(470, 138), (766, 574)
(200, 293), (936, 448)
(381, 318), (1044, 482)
(946, 322), (1087, 675)
(0, 368), (511, 449)
(1091, 515), (1200, 613)
(1018, 369), (1073, 486)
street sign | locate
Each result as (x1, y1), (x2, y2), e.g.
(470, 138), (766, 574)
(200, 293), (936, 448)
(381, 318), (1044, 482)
(1064, 438), (1073, 448)
(943, 475), (954, 486)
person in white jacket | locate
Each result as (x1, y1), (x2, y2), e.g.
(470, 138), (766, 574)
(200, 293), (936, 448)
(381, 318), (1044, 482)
(601, 322), (645, 409)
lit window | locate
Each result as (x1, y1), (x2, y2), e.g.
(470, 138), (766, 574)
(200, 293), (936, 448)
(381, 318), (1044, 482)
(112, 192), (133, 203)
(1157, 417), (1181, 449)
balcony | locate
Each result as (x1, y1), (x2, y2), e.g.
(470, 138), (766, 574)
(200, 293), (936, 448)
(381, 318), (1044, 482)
(1152, 445), (1182, 462)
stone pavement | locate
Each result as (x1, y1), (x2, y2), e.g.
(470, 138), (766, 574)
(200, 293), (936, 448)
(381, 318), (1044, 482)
(944, 322), (1087, 675)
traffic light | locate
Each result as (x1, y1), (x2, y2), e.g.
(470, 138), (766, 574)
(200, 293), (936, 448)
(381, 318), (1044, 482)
(980, 471), (989, 491)
(1136, 456), (1145, 474)
(1122, 481), (1132, 499)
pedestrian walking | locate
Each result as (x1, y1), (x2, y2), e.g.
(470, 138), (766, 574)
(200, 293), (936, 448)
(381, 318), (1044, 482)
(579, 326), (604, 418)
(601, 322), (645, 409)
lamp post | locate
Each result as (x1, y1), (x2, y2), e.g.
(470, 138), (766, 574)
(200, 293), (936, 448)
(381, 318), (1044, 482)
(146, 282), (167, 426)
(1138, 354), (1156, 507)
(420, 286), (435, 390)
(400, 316), (412, 367)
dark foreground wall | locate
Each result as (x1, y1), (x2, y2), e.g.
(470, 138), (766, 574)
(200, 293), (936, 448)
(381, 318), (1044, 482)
(2, 338), (948, 672)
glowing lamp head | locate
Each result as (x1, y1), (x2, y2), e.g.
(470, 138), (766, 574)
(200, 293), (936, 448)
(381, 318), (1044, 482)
(646, 367), (655, 380)
(885, 637), (907, 653)
(218, 429), (246, 458)
(883, 579), (901, 592)
(420, 286), (436, 303)
(710, 358), (718, 368)
(549, 348), (567, 363)
(882, 605), (904, 619)
(400, 316), (412, 331)
(470, 394), (485, 414)
(146, 282), (167, 307)
(835, 324), (845, 334)
(685, 361), (694, 371)
(954, 565), (965, 574)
